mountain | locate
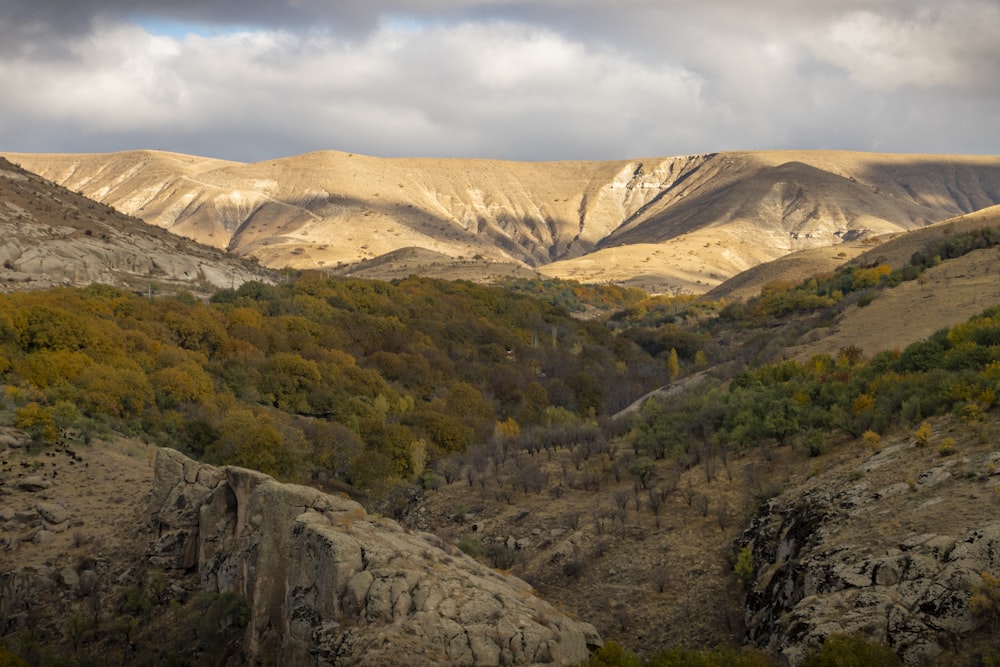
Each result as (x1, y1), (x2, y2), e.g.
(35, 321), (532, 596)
(7, 150), (1000, 294)
(0, 156), (271, 294)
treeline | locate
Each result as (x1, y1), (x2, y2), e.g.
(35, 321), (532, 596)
(629, 304), (1000, 464)
(0, 275), (664, 495)
(497, 276), (648, 314)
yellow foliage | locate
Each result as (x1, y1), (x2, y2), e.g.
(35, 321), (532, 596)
(14, 402), (58, 442)
(852, 394), (875, 415)
(494, 417), (521, 440)
(851, 263), (891, 290)
(970, 572), (1000, 630)
(862, 431), (881, 451)
(667, 348), (680, 380)
(914, 421), (932, 447)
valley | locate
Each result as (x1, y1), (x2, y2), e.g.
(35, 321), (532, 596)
(1, 152), (1000, 666)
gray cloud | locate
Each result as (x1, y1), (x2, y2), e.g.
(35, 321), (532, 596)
(0, 0), (997, 161)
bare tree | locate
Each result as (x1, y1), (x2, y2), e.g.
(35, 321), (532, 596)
(647, 487), (665, 528)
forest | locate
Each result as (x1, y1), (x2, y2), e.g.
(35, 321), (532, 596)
(0, 275), (671, 503)
(5, 227), (1000, 509)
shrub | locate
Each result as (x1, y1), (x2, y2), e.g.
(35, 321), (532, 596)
(590, 640), (643, 667)
(734, 546), (755, 593)
(970, 571), (1000, 630)
(800, 634), (901, 667)
(456, 536), (483, 558)
(862, 430), (881, 451)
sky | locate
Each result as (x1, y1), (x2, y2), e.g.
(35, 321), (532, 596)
(1, 0), (998, 163)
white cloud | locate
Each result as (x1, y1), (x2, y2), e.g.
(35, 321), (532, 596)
(0, 0), (997, 160)
(809, 4), (1000, 91)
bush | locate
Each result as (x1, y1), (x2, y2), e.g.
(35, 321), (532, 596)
(970, 571), (1000, 631)
(590, 640), (643, 667)
(734, 546), (755, 593)
(456, 536), (483, 558)
(800, 634), (901, 667)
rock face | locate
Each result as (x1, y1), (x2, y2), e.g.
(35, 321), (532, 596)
(149, 448), (600, 666)
(738, 445), (1000, 665)
(0, 157), (270, 294)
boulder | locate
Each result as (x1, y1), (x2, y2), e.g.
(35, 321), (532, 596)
(36, 502), (69, 525)
(147, 448), (600, 666)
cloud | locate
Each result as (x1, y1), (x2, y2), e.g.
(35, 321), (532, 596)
(0, 0), (997, 161)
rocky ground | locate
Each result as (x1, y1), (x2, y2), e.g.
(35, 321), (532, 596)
(740, 420), (1000, 666)
(0, 427), (159, 661)
(405, 414), (1000, 665)
(3, 411), (999, 666)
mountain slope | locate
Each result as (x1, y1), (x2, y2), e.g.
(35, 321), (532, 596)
(6, 150), (1000, 294)
(0, 156), (271, 293)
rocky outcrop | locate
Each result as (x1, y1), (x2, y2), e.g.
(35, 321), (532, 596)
(0, 157), (270, 294)
(738, 444), (1000, 665)
(149, 448), (600, 666)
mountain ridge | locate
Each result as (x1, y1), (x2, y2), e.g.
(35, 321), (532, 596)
(8, 149), (1000, 294)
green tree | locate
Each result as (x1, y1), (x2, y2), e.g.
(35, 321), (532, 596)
(734, 546), (755, 593)
(206, 408), (303, 480)
(63, 610), (90, 652)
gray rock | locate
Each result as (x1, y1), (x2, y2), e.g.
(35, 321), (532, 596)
(60, 568), (79, 589)
(739, 481), (999, 666)
(147, 448), (599, 666)
(36, 502), (69, 525)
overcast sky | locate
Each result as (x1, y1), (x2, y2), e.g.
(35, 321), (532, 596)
(1, 0), (998, 162)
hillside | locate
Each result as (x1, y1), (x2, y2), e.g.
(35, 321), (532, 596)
(0, 157), (271, 295)
(7, 150), (1000, 294)
(4, 151), (1000, 666)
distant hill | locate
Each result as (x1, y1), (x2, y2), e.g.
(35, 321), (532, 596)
(0, 156), (271, 294)
(8, 149), (1000, 294)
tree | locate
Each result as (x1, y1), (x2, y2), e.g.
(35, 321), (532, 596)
(13, 402), (57, 443)
(667, 347), (680, 380)
(734, 546), (755, 593)
(114, 614), (138, 648)
(206, 408), (303, 480)
(63, 611), (90, 652)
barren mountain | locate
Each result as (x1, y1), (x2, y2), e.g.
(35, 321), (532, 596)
(8, 150), (1000, 294)
(0, 157), (271, 294)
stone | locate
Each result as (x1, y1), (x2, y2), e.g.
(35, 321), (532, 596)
(146, 448), (599, 666)
(60, 568), (79, 589)
(36, 502), (69, 525)
(739, 480), (1000, 667)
